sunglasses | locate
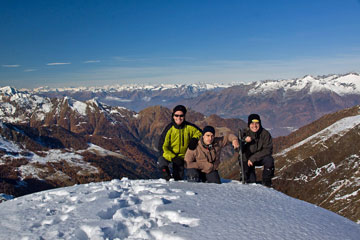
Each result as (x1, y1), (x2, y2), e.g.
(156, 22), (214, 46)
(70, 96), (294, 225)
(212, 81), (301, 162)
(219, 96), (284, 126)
(174, 114), (184, 118)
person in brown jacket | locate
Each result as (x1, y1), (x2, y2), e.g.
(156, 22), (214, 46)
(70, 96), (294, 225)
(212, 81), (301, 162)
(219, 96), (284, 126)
(184, 126), (239, 184)
(240, 113), (275, 187)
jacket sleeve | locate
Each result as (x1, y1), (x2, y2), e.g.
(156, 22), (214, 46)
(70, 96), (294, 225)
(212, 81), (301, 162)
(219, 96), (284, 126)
(188, 122), (202, 140)
(218, 133), (238, 148)
(249, 130), (273, 163)
(184, 148), (199, 169)
(158, 123), (175, 161)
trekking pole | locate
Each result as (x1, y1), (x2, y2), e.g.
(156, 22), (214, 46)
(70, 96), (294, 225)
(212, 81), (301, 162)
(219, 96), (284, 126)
(238, 129), (245, 184)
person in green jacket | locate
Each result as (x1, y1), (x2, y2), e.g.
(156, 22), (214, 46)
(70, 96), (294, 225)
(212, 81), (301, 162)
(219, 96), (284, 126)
(158, 105), (202, 181)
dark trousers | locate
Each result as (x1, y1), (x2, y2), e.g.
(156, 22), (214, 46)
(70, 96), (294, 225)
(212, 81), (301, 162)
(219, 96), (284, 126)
(157, 156), (184, 181)
(187, 168), (221, 184)
(243, 155), (274, 186)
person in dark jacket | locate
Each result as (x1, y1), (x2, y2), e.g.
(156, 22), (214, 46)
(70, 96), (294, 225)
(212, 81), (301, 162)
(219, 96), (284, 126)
(184, 126), (239, 184)
(240, 114), (275, 187)
(157, 105), (202, 181)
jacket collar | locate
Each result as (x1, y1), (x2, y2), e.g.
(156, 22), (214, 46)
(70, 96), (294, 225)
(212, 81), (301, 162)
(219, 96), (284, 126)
(172, 119), (187, 129)
(248, 126), (263, 139)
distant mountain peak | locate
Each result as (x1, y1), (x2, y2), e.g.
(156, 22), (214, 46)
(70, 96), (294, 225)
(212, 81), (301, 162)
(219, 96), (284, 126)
(0, 86), (19, 96)
(248, 72), (360, 96)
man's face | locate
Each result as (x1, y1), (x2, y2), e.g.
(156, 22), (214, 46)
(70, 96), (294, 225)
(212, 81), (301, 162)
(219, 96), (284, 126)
(202, 132), (214, 145)
(173, 110), (185, 125)
(249, 122), (260, 133)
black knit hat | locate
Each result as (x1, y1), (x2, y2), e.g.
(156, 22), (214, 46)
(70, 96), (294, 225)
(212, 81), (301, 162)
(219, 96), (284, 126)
(173, 105), (187, 115)
(202, 126), (215, 135)
(248, 114), (261, 126)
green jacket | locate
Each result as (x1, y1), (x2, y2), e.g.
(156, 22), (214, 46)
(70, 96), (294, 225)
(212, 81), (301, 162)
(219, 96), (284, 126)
(158, 121), (202, 162)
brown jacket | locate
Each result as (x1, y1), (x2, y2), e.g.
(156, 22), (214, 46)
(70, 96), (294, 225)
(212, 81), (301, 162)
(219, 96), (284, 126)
(184, 133), (237, 174)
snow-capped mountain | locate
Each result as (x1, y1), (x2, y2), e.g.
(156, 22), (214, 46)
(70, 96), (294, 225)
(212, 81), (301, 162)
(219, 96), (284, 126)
(25, 72), (360, 137)
(27, 83), (232, 113)
(30, 82), (233, 93)
(0, 178), (359, 239)
(28, 72), (360, 96)
(0, 87), (160, 197)
(248, 73), (360, 96)
(181, 73), (360, 137)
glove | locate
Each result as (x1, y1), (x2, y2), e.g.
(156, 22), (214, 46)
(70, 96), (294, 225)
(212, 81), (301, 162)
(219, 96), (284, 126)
(188, 138), (198, 150)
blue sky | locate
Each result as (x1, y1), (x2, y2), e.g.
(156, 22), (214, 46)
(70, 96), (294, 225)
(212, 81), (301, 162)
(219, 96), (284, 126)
(1, 0), (360, 89)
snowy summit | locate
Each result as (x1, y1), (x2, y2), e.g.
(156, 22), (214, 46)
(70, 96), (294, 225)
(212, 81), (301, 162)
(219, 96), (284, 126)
(0, 178), (359, 240)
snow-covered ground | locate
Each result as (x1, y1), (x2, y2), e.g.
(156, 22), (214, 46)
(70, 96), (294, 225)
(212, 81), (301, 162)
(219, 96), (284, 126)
(0, 178), (359, 240)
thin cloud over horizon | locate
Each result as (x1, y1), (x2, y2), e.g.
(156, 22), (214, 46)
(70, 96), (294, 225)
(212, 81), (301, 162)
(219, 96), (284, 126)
(2, 65), (20, 68)
(84, 60), (101, 63)
(24, 69), (38, 72)
(46, 62), (71, 66)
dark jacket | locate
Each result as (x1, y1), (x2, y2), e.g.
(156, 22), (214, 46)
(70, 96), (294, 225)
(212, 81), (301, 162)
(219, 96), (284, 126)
(158, 121), (202, 162)
(184, 133), (237, 174)
(242, 127), (273, 164)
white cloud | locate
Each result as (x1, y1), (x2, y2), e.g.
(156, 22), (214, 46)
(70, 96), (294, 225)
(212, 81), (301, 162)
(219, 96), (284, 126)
(2, 65), (20, 68)
(46, 62), (71, 66)
(84, 60), (101, 63)
(24, 69), (37, 72)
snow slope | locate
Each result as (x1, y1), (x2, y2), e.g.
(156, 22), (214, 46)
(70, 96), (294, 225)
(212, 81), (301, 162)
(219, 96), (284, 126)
(0, 179), (359, 240)
(276, 114), (360, 156)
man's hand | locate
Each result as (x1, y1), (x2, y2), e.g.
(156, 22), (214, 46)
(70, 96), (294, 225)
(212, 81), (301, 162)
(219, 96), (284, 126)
(245, 136), (252, 143)
(188, 138), (198, 150)
(232, 139), (240, 149)
(248, 160), (253, 167)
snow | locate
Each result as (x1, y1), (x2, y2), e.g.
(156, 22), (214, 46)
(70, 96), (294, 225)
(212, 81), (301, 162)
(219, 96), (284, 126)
(335, 189), (360, 201)
(0, 178), (359, 240)
(0, 193), (13, 202)
(71, 100), (88, 116)
(29, 150), (83, 164)
(16, 149), (99, 180)
(79, 143), (131, 163)
(0, 87), (54, 122)
(30, 83), (232, 94)
(0, 86), (19, 96)
(248, 73), (360, 96)
(105, 96), (133, 103)
(0, 135), (23, 158)
(0, 134), (100, 178)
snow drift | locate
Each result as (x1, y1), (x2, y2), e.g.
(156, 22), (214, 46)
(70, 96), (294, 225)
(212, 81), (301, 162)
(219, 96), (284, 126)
(0, 178), (359, 240)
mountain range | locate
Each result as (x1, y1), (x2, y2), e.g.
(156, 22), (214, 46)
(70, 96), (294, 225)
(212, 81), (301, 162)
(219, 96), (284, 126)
(29, 72), (360, 137)
(0, 86), (245, 198)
